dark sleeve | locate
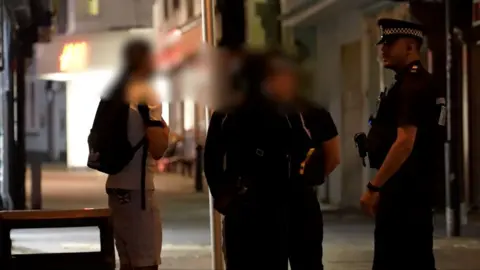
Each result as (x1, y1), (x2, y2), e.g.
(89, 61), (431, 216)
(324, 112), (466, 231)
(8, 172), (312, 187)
(203, 111), (227, 199)
(311, 108), (338, 143)
(396, 77), (426, 127)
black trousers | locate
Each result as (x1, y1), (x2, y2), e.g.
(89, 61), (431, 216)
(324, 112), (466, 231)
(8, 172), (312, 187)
(222, 189), (323, 270)
(373, 186), (436, 270)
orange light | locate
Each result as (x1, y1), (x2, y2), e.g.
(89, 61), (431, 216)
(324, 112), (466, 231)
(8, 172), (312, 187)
(59, 42), (88, 72)
(169, 29), (181, 37)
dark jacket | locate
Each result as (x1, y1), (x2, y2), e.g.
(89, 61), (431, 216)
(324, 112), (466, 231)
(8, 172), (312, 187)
(204, 99), (313, 214)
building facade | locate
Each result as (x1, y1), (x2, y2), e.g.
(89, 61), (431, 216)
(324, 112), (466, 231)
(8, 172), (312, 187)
(52, 0), (156, 34)
(280, 0), (480, 216)
(33, 0), (165, 166)
(280, 0), (421, 209)
(29, 0), (207, 166)
(154, 0), (205, 142)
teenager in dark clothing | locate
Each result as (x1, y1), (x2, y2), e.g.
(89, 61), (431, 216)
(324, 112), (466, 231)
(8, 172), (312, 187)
(204, 52), (339, 270)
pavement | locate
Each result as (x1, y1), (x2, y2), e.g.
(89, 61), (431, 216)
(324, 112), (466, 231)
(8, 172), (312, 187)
(5, 168), (480, 269)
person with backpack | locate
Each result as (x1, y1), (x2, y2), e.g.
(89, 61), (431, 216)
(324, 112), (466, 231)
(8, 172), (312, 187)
(88, 39), (169, 270)
(204, 51), (339, 270)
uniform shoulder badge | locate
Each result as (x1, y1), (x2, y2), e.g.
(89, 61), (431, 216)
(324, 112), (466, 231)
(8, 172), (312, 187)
(409, 65), (418, 73)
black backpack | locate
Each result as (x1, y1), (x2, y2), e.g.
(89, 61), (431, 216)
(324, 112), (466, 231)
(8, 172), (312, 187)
(87, 80), (147, 176)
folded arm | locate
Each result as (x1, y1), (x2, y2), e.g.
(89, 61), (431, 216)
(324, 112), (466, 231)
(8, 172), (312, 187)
(311, 107), (340, 176)
(322, 135), (340, 176)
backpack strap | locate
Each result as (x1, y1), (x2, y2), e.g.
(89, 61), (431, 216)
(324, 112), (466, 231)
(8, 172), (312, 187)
(140, 138), (148, 210)
(132, 136), (147, 153)
(130, 136), (148, 210)
(299, 113), (312, 140)
(221, 114), (229, 130)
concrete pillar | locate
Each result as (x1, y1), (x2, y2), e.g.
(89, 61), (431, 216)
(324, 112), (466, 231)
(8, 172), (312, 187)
(469, 46), (480, 208)
(315, 23), (342, 206)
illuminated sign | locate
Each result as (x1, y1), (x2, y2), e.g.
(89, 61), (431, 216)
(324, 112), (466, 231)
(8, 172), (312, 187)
(156, 25), (202, 70)
(59, 42), (88, 72)
(156, 46), (183, 70)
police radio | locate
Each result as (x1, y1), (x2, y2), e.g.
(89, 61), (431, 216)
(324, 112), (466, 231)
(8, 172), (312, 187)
(436, 97), (446, 127)
(354, 132), (368, 167)
(435, 96), (447, 149)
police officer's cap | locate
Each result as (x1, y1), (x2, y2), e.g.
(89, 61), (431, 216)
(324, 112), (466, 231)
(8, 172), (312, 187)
(377, 19), (425, 45)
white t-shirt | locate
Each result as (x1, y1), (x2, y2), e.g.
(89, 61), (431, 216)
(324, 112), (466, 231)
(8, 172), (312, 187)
(105, 79), (164, 190)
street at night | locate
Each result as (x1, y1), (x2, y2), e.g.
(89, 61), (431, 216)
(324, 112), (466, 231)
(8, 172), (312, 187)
(0, 0), (478, 269)
(9, 169), (480, 269)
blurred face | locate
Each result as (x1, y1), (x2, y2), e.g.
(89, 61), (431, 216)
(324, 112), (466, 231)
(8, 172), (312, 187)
(265, 69), (298, 102)
(380, 38), (411, 70)
(138, 53), (155, 77)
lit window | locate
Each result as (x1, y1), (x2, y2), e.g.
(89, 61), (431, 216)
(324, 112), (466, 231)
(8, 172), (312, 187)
(59, 42), (89, 72)
(183, 100), (194, 131)
(88, 0), (99, 16)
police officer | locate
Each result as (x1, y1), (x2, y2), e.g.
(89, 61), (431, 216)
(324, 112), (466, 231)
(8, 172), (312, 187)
(360, 19), (442, 270)
(204, 51), (339, 270)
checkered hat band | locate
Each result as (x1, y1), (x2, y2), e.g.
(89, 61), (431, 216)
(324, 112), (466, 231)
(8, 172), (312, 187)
(381, 28), (423, 38)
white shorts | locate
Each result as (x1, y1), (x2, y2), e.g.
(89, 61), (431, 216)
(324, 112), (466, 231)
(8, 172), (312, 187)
(107, 189), (162, 267)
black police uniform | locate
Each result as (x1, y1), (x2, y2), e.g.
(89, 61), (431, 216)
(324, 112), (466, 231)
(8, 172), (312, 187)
(204, 97), (337, 270)
(367, 19), (442, 270)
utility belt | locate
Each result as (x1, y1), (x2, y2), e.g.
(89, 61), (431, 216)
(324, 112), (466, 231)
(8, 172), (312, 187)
(214, 174), (316, 215)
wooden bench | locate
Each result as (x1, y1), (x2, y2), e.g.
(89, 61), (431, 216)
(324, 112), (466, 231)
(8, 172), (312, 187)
(0, 209), (115, 270)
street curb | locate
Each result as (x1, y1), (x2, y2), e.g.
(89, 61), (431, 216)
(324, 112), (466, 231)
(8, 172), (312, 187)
(12, 245), (40, 254)
(12, 243), (212, 255)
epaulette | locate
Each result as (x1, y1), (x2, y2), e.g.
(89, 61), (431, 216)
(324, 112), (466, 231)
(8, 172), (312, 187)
(409, 64), (419, 73)
(402, 64), (429, 90)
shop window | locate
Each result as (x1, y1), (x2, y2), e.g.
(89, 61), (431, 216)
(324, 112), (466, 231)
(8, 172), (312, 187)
(87, 0), (99, 16)
(53, 0), (68, 34)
